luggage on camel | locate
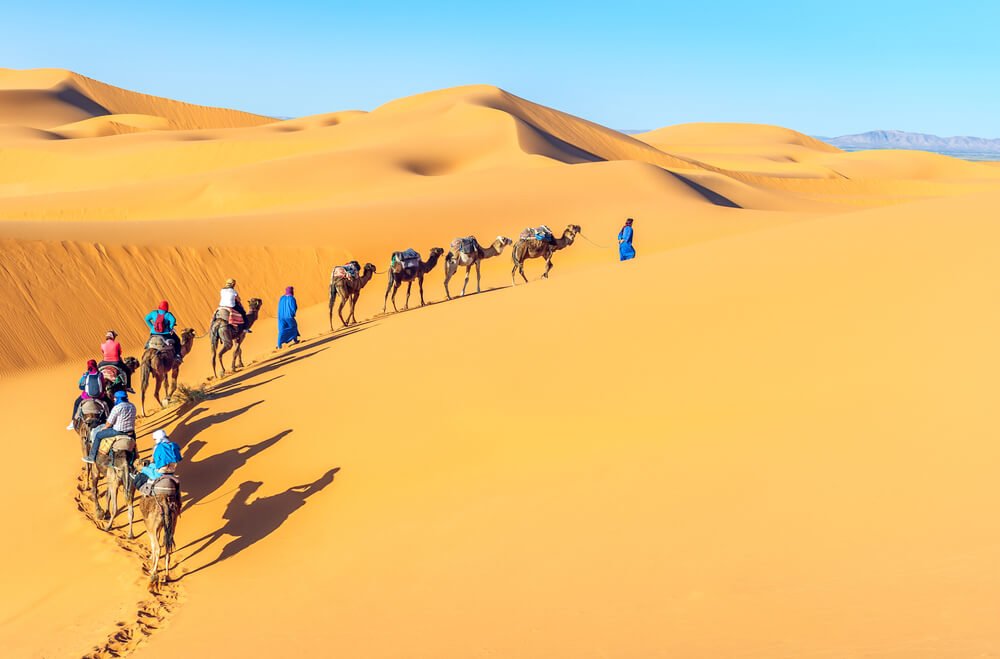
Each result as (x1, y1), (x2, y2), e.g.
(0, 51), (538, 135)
(333, 263), (359, 280)
(98, 434), (136, 457)
(146, 335), (172, 351)
(392, 249), (421, 272)
(452, 237), (477, 254)
(99, 364), (127, 390)
(519, 226), (554, 243)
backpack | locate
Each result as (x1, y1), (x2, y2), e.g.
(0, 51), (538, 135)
(83, 372), (103, 397)
(153, 311), (167, 334)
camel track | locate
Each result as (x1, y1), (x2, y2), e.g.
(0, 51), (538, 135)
(75, 470), (185, 658)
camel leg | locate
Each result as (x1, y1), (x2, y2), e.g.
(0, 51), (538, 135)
(92, 470), (105, 521)
(443, 260), (454, 300)
(511, 262), (518, 286)
(418, 273), (426, 306)
(402, 280), (412, 310)
(217, 342), (230, 377)
(168, 366), (180, 402)
(348, 293), (359, 325)
(383, 276), (394, 313)
(126, 472), (135, 539)
(338, 294), (349, 327)
(517, 261), (529, 284)
(461, 265), (471, 296)
(148, 532), (160, 586)
(543, 255), (554, 279)
(475, 261), (482, 294)
(232, 338), (241, 372)
(162, 547), (171, 585)
(105, 468), (118, 531)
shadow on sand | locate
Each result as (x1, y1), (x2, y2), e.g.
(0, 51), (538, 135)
(181, 429), (293, 511)
(177, 467), (339, 577)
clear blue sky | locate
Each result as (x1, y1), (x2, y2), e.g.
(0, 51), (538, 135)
(3, 0), (997, 136)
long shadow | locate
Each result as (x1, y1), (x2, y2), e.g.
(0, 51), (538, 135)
(177, 467), (339, 577)
(180, 429), (292, 511)
(204, 326), (370, 395)
(168, 400), (264, 449)
(207, 374), (285, 402)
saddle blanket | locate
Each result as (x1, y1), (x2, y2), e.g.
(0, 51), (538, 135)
(216, 307), (244, 325)
(98, 435), (135, 456)
(138, 473), (181, 498)
(451, 237), (477, 254)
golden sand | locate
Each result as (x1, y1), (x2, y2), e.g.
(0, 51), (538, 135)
(2, 68), (1000, 657)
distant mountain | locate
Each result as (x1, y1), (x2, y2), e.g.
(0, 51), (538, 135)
(819, 130), (1000, 156)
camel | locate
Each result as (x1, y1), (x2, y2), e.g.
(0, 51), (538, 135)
(210, 297), (262, 378)
(443, 235), (513, 299)
(140, 328), (195, 416)
(98, 356), (140, 394)
(511, 224), (581, 284)
(75, 398), (109, 483)
(329, 262), (377, 328)
(139, 479), (180, 589)
(383, 247), (445, 313)
(88, 432), (136, 536)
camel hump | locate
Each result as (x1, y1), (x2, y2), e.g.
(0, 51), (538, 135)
(392, 249), (421, 271)
(140, 474), (181, 498)
(99, 435), (135, 456)
(147, 335), (169, 350)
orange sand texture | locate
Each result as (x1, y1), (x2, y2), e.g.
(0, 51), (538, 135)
(2, 68), (1000, 657)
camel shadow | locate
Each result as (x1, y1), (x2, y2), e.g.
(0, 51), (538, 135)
(168, 400), (264, 449)
(204, 326), (369, 394)
(180, 429), (292, 511)
(177, 467), (339, 577)
(208, 374), (285, 401)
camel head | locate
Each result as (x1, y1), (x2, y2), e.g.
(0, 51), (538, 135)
(429, 247), (445, 258)
(247, 297), (263, 313)
(123, 356), (140, 372)
(363, 262), (377, 276)
(496, 235), (513, 249)
(566, 224), (582, 237)
(179, 327), (196, 352)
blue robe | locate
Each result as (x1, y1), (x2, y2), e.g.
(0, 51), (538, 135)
(277, 294), (299, 347)
(618, 225), (636, 261)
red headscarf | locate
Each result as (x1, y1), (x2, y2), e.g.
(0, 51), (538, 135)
(158, 300), (170, 312)
(86, 359), (98, 373)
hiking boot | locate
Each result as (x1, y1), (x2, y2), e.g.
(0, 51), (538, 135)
(66, 423), (75, 431)
(126, 387), (136, 394)
(82, 456), (95, 464)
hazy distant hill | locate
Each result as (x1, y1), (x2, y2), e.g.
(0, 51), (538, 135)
(819, 130), (1000, 159)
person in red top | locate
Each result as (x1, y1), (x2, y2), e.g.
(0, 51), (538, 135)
(98, 330), (134, 393)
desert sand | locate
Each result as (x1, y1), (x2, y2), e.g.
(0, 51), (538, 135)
(2, 68), (1000, 658)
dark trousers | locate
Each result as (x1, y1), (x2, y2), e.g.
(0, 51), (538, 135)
(72, 395), (82, 420)
(89, 427), (135, 461)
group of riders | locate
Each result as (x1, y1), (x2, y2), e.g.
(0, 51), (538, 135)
(67, 278), (255, 497)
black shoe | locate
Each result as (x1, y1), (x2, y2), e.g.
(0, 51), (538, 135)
(126, 387), (136, 394)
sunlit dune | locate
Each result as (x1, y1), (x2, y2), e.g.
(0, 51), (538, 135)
(2, 68), (1000, 658)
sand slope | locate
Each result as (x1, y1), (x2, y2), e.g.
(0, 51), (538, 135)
(2, 70), (1000, 657)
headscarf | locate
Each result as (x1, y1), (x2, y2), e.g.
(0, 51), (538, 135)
(86, 359), (98, 373)
(625, 218), (633, 226)
(285, 286), (294, 296)
(158, 300), (170, 312)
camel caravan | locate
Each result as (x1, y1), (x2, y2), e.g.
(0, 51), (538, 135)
(66, 225), (584, 587)
(325, 224), (583, 325)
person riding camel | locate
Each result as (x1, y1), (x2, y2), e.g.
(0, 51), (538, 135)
(67, 359), (105, 430)
(98, 329), (134, 393)
(218, 278), (251, 333)
(144, 300), (183, 363)
(83, 390), (136, 464)
(135, 429), (183, 492)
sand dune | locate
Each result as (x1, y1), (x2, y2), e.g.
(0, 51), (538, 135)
(3, 69), (1000, 657)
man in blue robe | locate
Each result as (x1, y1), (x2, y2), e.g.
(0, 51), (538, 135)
(618, 218), (636, 261)
(277, 286), (300, 348)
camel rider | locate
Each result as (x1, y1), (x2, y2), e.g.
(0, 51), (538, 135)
(68, 359), (104, 430)
(98, 329), (134, 393)
(218, 278), (251, 333)
(144, 300), (183, 362)
(135, 429), (182, 492)
(83, 390), (136, 464)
